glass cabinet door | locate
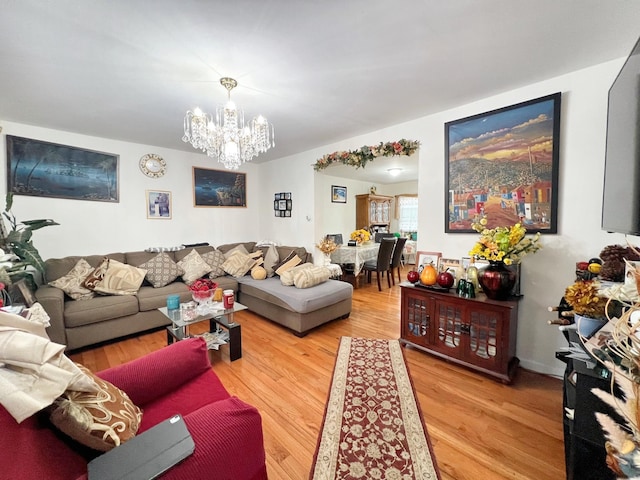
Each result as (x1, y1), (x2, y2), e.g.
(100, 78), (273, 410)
(382, 201), (389, 222)
(370, 201), (377, 223)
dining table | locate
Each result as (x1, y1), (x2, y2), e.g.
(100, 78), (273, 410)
(330, 243), (380, 276)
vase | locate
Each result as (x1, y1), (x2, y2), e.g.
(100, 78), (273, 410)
(478, 261), (516, 300)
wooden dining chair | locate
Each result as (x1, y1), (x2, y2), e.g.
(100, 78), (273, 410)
(362, 238), (396, 291)
(389, 237), (408, 285)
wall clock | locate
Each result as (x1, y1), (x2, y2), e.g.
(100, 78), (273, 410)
(139, 153), (166, 178)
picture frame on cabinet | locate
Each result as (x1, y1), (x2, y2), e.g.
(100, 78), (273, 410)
(416, 251), (442, 273)
(331, 185), (347, 203)
(445, 92), (561, 234)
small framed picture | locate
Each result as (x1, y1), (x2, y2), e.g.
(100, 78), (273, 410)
(440, 257), (461, 273)
(275, 210), (281, 217)
(286, 199), (292, 210)
(275, 193), (281, 200)
(278, 199), (287, 210)
(416, 251), (442, 273)
(146, 190), (171, 219)
(284, 210), (291, 217)
(284, 192), (291, 200)
(331, 185), (347, 203)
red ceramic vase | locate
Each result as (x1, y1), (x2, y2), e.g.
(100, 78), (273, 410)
(478, 261), (516, 300)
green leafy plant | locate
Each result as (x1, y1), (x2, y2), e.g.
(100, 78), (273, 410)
(0, 192), (59, 279)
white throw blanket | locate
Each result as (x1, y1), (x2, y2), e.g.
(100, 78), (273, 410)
(0, 311), (97, 423)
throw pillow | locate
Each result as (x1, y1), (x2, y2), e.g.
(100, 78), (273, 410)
(251, 265), (267, 280)
(138, 252), (185, 288)
(280, 262), (313, 286)
(201, 249), (226, 278)
(49, 364), (142, 452)
(222, 251), (257, 278)
(48, 259), (96, 300)
(91, 259), (147, 296)
(274, 251), (302, 276)
(255, 245), (279, 277)
(177, 249), (212, 285)
(293, 266), (331, 289)
(222, 244), (250, 259)
(83, 257), (109, 290)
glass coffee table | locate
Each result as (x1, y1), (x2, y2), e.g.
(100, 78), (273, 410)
(159, 302), (247, 361)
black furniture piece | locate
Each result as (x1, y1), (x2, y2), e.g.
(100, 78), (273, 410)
(363, 237), (396, 291)
(556, 328), (620, 480)
(389, 237), (407, 285)
(374, 232), (395, 243)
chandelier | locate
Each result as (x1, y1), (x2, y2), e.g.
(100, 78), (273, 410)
(182, 77), (275, 170)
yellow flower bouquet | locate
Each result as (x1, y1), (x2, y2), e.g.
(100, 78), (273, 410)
(469, 216), (541, 265)
(350, 229), (371, 244)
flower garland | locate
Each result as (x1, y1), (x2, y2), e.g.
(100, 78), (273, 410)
(313, 139), (420, 171)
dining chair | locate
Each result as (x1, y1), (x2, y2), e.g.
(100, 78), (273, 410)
(374, 232), (395, 243)
(362, 237), (396, 291)
(389, 237), (408, 285)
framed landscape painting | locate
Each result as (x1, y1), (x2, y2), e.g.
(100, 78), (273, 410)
(445, 93), (561, 233)
(193, 167), (246, 207)
(6, 135), (119, 202)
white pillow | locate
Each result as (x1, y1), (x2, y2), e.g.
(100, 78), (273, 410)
(177, 249), (212, 285)
(280, 263), (313, 286)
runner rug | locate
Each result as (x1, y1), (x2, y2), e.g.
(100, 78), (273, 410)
(310, 337), (441, 480)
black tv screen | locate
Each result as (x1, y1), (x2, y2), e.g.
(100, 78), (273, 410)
(601, 36), (640, 236)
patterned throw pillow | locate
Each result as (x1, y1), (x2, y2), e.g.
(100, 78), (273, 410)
(177, 249), (212, 285)
(293, 266), (331, 288)
(274, 252), (302, 276)
(48, 259), (96, 300)
(222, 251), (258, 278)
(222, 244), (250, 259)
(49, 364), (142, 452)
(83, 257), (109, 290)
(201, 249), (226, 278)
(280, 263), (314, 286)
(91, 259), (147, 296)
(254, 245), (279, 277)
(138, 252), (185, 288)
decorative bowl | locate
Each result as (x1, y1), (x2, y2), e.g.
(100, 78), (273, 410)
(191, 288), (215, 304)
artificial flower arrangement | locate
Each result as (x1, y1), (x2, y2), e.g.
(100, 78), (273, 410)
(350, 229), (371, 244)
(317, 238), (338, 255)
(564, 279), (609, 319)
(313, 139), (420, 171)
(469, 215), (541, 265)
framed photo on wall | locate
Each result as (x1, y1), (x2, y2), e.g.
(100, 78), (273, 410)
(146, 190), (171, 219)
(6, 135), (119, 203)
(331, 185), (347, 203)
(445, 93), (561, 233)
(193, 167), (246, 207)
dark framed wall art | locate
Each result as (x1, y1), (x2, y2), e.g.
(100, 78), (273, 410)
(6, 135), (119, 202)
(331, 185), (347, 203)
(444, 92), (561, 233)
(274, 192), (292, 217)
(193, 167), (246, 207)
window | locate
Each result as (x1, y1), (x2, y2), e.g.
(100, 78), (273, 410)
(398, 196), (418, 232)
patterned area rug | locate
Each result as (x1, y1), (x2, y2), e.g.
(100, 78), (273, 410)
(310, 337), (441, 480)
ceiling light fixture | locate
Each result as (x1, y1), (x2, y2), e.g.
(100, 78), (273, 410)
(182, 77), (275, 170)
(387, 168), (403, 177)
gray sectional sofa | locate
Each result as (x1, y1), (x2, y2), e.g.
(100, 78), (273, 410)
(35, 242), (353, 350)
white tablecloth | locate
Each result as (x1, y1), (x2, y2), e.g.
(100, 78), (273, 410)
(330, 243), (380, 275)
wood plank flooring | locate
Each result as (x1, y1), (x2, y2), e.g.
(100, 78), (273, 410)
(70, 267), (565, 480)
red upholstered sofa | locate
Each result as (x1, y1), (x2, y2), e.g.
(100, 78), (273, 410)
(0, 338), (268, 480)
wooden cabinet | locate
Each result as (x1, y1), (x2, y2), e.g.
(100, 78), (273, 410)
(400, 283), (520, 383)
(355, 194), (393, 232)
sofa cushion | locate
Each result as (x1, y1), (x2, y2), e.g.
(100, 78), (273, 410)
(48, 259), (95, 300)
(90, 259), (147, 296)
(236, 277), (353, 314)
(280, 263), (314, 286)
(177, 249), (212, 285)
(174, 245), (215, 262)
(64, 294), (140, 327)
(45, 253), (126, 283)
(138, 252), (185, 288)
(293, 266), (331, 289)
(201, 249), (226, 278)
(274, 251), (302, 276)
(49, 364), (142, 452)
(277, 246), (309, 264)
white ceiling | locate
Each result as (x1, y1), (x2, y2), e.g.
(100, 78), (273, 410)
(1, 1), (639, 185)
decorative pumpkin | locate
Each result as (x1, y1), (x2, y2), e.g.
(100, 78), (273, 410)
(420, 262), (438, 285)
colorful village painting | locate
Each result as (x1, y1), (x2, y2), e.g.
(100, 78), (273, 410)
(445, 93), (560, 233)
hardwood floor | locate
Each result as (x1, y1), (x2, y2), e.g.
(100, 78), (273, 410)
(70, 267), (565, 480)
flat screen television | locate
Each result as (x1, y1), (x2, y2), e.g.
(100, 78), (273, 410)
(601, 35), (640, 236)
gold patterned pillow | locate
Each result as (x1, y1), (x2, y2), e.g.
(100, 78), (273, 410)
(177, 249), (212, 284)
(91, 259), (147, 295)
(138, 252), (185, 288)
(222, 251), (258, 278)
(280, 263), (313, 286)
(49, 364), (142, 452)
(293, 266), (331, 288)
(274, 252), (302, 276)
(48, 259), (96, 300)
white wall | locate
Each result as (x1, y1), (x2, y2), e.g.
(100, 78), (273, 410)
(0, 122), (262, 259)
(2, 56), (632, 376)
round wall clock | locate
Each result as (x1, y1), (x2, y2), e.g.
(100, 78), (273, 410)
(139, 153), (166, 178)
